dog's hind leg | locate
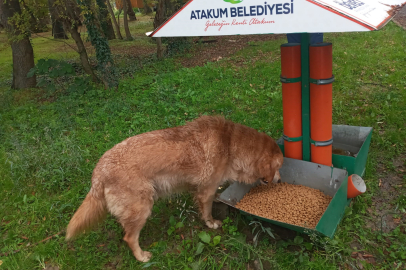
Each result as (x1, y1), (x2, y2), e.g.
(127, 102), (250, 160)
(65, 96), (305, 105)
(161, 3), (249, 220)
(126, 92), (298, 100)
(114, 190), (154, 262)
(195, 182), (223, 229)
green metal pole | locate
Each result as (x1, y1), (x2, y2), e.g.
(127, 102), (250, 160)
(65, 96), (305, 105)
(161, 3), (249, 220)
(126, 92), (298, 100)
(301, 33), (310, 161)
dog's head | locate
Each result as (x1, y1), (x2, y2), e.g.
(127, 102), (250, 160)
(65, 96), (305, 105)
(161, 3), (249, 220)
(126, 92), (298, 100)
(257, 146), (284, 185)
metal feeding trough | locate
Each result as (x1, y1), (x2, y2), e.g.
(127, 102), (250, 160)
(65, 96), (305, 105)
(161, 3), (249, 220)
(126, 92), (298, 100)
(277, 125), (373, 177)
(217, 158), (349, 238)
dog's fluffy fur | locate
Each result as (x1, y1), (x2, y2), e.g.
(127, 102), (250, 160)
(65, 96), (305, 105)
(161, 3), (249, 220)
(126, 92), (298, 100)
(66, 116), (283, 262)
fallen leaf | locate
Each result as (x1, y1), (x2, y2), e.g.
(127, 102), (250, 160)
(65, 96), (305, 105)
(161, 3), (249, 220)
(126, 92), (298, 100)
(362, 254), (374, 258)
(393, 218), (401, 224)
(0, 260), (2, 266)
(43, 216), (46, 221)
(98, 244), (105, 247)
(351, 251), (358, 258)
(21, 236), (29, 240)
(181, 234), (184, 240)
(366, 257), (376, 265)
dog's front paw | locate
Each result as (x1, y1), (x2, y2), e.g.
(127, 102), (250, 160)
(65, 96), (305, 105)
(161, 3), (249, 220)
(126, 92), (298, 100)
(136, 250), (152, 262)
(206, 219), (223, 229)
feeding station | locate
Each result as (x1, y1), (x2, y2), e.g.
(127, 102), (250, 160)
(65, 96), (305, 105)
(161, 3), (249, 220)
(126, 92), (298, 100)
(147, 0), (406, 237)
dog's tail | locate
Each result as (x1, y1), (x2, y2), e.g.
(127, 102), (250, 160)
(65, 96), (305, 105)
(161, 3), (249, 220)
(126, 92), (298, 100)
(66, 185), (106, 240)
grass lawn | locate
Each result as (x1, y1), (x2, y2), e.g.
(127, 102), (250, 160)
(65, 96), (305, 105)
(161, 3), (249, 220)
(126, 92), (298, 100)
(0, 18), (406, 269)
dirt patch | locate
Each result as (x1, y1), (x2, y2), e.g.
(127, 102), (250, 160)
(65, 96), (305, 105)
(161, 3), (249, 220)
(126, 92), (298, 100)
(367, 155), (406, 233)
(110, 44), (156, 58)
(179, 34), (285, 68)
(393, 4), (406, 30)
(44, 265), (59, 270)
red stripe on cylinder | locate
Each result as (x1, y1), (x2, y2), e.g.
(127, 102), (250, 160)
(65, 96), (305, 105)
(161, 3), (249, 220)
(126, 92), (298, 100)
(281, 43), (302, 160)
(309, 43), (333, 166)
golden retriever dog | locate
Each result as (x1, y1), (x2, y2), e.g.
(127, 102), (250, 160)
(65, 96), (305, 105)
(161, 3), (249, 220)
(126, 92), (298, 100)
(66, 116), (283, 262)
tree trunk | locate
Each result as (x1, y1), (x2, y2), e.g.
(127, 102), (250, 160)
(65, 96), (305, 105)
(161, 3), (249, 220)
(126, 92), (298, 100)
(53, 20), (68, 39)
(21, 1), (39, 32)
(105, 17), (116, 40)
(143, 0), (152, 14)
(10, 39), (37, 89)
(153, 0), (165, 29)
(117, 9), (122, 28)
(126, 0), (137, 21)
(0, 0), (36, 89)
(107, 0), (122, 39)
(96, 0), (116, 40)
(156, 37), (164, 59)
(48, 0), (68, 39)
(123, 0), (132, 40)
(66, 24), (99, 83)
(50, 0), (100, 84)
(154, 0), (165, 58)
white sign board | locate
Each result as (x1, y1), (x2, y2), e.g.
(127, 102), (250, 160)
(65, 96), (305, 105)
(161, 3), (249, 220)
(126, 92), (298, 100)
(148, 0), (406, 37)
(312, 0), (406, 29)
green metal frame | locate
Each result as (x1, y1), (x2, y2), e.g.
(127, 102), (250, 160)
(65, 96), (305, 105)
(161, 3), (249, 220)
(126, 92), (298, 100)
(332, 129), (373, 177)
(256, 34), (374, 238)
(315, 177), (348, 237)
(301, 33), (311, 162)
(277, 126), (373, 177)
(280, 76), (302, 83)
(284, 33), (373, 177)
(239, 176), (349, 238)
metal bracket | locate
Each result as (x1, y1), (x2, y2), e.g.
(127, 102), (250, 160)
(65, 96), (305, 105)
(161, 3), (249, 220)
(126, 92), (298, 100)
(310, 138), (333, 146)
(283, 134), (303, 142)
(280, 75), (302, 83)
(309, 75), (335, 85)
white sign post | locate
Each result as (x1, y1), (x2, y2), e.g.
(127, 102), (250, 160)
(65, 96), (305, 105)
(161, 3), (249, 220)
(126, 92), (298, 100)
(148, 0), (406, 37)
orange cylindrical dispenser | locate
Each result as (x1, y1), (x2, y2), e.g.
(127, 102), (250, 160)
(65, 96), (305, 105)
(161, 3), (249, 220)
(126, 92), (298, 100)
(309, 43), (334, 166)
(281, 43), (302, 160)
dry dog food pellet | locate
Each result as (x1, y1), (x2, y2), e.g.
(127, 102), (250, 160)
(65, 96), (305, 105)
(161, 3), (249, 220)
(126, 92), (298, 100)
(235, 182), (332, 228)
